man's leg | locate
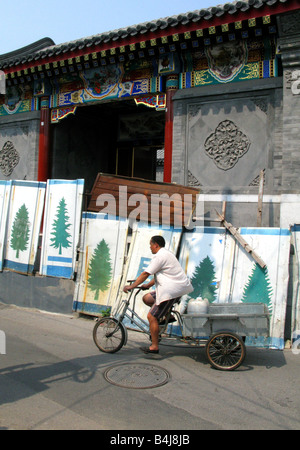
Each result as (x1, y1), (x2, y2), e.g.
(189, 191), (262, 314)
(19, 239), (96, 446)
(142, 291), (155, 307)
(141, 299), (175, 353)
(147, 311), (160, 351)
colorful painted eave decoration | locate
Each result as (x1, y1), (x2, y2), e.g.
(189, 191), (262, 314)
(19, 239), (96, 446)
(51, 106), (77, 123)
(134, 94), (166, 111)
(0, 29), (280, 117)
(0, 98), (38, 116)
(180, 38), (278, 88)
(180, 59), (278, 88)
(51, 74), (163, 109)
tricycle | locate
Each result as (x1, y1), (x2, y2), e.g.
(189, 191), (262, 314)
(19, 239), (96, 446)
(93, 285), (270, 371)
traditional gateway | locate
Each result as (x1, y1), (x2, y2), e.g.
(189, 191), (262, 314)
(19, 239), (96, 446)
(0, 0), (299, 227)
(0, 1), (300, 343)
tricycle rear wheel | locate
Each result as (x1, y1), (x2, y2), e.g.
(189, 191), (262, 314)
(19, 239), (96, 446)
(205, 331), (246, 371)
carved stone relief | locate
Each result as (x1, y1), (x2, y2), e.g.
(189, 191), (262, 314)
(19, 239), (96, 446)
(0, 141), (20, 176)
(184, 96), (269, 189)
(204, 119), (251, 170)
(188, 170), (202, 186)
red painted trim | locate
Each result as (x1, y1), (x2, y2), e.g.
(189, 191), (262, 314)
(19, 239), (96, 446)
(37, 106), (50, 181)
(163, 120), (173, 183)
(163, 88), (176, 183)
(5, 1), (300, 75)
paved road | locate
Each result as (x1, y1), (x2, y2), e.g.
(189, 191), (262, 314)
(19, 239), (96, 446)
(0, 303), (299, 431)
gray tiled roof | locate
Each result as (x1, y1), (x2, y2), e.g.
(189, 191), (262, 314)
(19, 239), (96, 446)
(0, 0), (289, 69)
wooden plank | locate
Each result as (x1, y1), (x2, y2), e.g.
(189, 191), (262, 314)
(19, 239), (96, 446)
(216, 209), (266, 269)
(90, 174), (198, 197)
(88, 173), (200, 227)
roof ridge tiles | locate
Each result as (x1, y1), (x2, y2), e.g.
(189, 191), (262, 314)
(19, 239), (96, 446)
(0, 0), (296, 70)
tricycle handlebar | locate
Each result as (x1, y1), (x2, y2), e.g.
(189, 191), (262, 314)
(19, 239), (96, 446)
(126, 280), (149, 290)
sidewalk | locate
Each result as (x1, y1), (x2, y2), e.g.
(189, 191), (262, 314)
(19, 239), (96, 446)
(0, 303), (299, 430)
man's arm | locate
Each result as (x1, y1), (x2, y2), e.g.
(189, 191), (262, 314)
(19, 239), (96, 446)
(123, 271), (151, 293)
(141, 278), (155, 290)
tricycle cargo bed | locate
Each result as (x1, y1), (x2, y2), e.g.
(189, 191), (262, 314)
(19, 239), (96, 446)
(181, 302), (270, 338)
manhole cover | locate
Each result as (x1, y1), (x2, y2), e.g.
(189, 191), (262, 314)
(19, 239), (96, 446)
(104, 363), (170, 389)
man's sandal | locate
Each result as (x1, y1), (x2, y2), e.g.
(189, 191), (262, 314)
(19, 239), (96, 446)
(140, 346), (159, 354)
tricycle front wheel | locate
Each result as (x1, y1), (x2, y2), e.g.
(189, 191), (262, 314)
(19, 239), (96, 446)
(205, 331), (246, 371)
(93, 317), (126, 353)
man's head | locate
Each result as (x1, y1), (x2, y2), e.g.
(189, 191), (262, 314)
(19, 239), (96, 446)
(150, 235), (165, 254)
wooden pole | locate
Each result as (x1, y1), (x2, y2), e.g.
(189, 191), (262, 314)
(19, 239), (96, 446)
(257, 170), (264, 227)
(216, 209), (266, 269)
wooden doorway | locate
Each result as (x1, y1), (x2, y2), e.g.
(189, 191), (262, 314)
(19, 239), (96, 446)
(116, 145), (162, 180)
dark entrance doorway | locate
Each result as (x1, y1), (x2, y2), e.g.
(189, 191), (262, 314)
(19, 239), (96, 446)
(116, 145), (161, 179)
(51, 99), (165, 192)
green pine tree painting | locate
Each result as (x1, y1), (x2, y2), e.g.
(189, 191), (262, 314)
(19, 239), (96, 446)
(190, 255), (217, 303)
(10, 203), (30, 258)
(241, 263), (273, 314)
(50, 197), (72, 255)
(88, 239), (112, 300)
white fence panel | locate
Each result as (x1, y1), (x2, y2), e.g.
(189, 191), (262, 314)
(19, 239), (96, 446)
(3, 180), (46, 274)
(179, 227), (233, 305)
(291, 225), (300, 351)
(0, 180), (12, 271)
(178, 227), (290, 349)
(40, 179), (84, 278)
(116, 222), (182, 328)
(73, 213), (129, 315)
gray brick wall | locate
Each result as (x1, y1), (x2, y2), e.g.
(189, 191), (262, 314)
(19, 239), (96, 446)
(171, 11), (300, 228)
(0, 111), (40, 181)
(272, 89), (283, 193)
(172, 78), (282, 194)
(278, 10), (300, 193)
(172, 100), (186, 186)
(282, 75), (300, 192)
